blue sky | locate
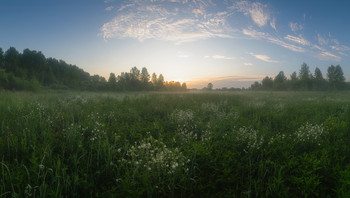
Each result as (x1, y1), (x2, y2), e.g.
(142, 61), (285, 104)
(1, 0), (350, 88)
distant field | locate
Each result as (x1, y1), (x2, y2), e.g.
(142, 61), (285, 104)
(1, 90), (350, 197)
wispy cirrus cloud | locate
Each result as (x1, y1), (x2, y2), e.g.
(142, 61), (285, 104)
(105, 6), (114, 11)
(319, 51), (341, 62)
(270, 17), (277, 31)
(101, 0), (348, 63)
(284, 35), (310, 46)
(231, 1), (270, 27)
(250, 53), (278, 63)
(104, 0), (114, 3)
(101, 0), (234, 44)
(242, 28), (305, 52)
(244, 62), (253, 66)
(289, 22), (303, 32)
(204, 55), (235, 60)
(212, 55), (235, 60)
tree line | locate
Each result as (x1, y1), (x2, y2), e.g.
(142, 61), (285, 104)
(0, 47), (186, 91)
(250, 63), (347, 91)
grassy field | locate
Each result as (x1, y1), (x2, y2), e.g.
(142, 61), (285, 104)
(1, 90), (350, 197)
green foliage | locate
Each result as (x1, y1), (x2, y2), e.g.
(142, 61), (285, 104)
(250, 63), (347, 91)
(0, 46), (185, 92)
(1, 91), (350, 197)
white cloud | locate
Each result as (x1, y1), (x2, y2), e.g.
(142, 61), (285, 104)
(244, 62), (253, 66)
(250, 53), (278, 63)
(212, 55), (235, 60)
(101, 0), (233, 44)
(192, 8), (204, 15)
(317, 34), (328, 46)
(104, 0), (114, 3)
(289, 22), (303, 32)
(284, 35), (310, 46)
(270, 17), (277, 31)
(319, 52), (341, 62)
(331, 45), (350, 51)
(105, 6), (114, 11)
(232, 1), (270, 27)
(242, 28), (305, 52)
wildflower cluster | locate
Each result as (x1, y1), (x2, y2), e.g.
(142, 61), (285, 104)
(82, 112), (106, 142)
(236, 127), (263, 153)
(123, 135), (189, 175)
(171, 109), (198, 143)
(295, 123), (327, 145)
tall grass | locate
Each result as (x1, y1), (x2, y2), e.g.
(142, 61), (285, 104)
(1, 90), (350, 197)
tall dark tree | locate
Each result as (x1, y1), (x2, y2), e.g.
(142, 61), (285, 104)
(298, 63), (313, 90)
(250, 81), (261, 90)
(20, 49), (46, 81)
(140, 67), (150, 89)
(274, 71), (287, 84)
(327, 65), (345, 89)
(290, 72), (297, 81)
(4, 47), (20, 74)
(312, 67), (327, 90)
(0, 48), (3, 69)
(108, 73), (117, 89)
(262, 76), (273, 89)
(151, 72), (157, 87)
(156, 74), (165, 90)
(207, 83), (213, 90)
(314, 67), (323, 80)
(299, 62), (311, 80)
(181, 82), (187, 90)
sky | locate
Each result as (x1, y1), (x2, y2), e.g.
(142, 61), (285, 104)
(1, 0), (350, 88)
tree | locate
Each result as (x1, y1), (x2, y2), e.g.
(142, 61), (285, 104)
(327, 65), (345, 89)
(312, 67), (327, 91)
(290, 72), (297, 81)
(181, 82), (187, 90)
(250, 81), (261, 90)
(108, 73), (117, 89)
(140, 67), (150, 90)
(262, 76), (273, 89)
(151, 73), (157, 87)
(274, 71), (287, 84)
(140, 67), (150, 84)
(130, 66), (140, 80)
(207, 83), (213, 90)
(0, 48), (3, 69)
(314, 67), (323, 80)
(299, 62), (311, 80)
(157, 74), (165, 90)
(4, 47), (20, 73)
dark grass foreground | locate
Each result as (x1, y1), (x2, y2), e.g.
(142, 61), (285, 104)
(1, 91), (350, 197)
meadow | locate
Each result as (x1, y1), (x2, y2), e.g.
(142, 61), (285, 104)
(1, 90), (350, 197)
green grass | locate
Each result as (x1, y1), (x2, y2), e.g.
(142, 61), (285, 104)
(1, 90), (350, 197)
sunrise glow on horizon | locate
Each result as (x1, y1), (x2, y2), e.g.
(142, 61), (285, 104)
(1, 0), (350, 88)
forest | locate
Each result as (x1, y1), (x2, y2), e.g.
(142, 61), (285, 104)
(0, 47), (187, 91)
(0, 46), (348, 92)
(249, 63), (347, 91)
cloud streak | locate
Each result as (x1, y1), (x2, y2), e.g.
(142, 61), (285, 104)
(243, 28), (305, 52)
(212, 55), (235, 60)
(232, 1), (270, 27)
(284, 35), (310, 46)
(250, 53), (278, 63)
